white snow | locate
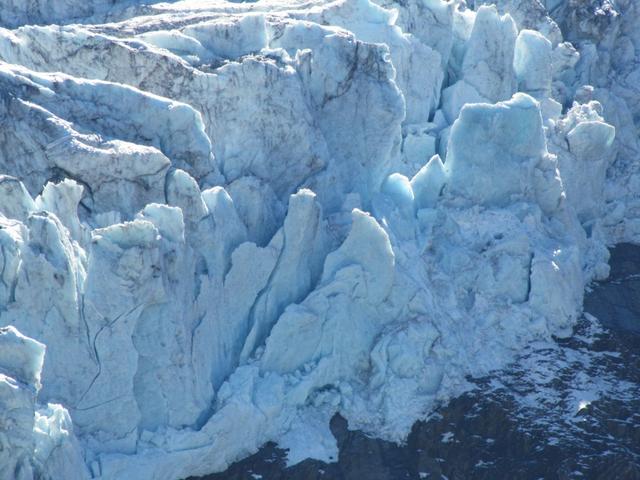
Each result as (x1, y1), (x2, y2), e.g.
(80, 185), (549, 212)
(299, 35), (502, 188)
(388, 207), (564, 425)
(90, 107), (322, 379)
(0, 0), (638, 479)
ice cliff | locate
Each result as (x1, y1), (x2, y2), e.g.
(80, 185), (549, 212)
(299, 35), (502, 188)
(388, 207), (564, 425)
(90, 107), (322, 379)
(0, 0), (638, 479)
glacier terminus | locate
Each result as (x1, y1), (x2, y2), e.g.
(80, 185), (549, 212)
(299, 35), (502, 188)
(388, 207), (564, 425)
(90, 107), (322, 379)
(0, 0), (639, 479)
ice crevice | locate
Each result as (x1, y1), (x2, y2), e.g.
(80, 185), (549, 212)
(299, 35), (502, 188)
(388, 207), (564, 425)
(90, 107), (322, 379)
(0, 0), (638, 479)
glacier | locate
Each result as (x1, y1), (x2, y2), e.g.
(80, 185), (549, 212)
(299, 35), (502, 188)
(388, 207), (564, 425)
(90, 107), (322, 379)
(0, 0), (638, 479)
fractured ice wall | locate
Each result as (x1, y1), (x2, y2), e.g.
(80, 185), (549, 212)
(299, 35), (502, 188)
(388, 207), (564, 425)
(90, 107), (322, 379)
(0, 0), (637, 479)
(0, 326), (88, 480)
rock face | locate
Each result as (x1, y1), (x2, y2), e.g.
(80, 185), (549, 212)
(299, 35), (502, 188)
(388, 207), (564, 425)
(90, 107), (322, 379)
(0, 1), (637, 480)
(585, 243), (640, 333)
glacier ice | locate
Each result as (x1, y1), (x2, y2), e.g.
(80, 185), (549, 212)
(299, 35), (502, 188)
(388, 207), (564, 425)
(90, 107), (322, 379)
(0, 0), (638, 478)
(0, 326), (88, 480)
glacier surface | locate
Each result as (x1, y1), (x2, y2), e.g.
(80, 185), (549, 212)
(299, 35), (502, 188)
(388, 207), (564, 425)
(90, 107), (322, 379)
(0, 0), (638, 479)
